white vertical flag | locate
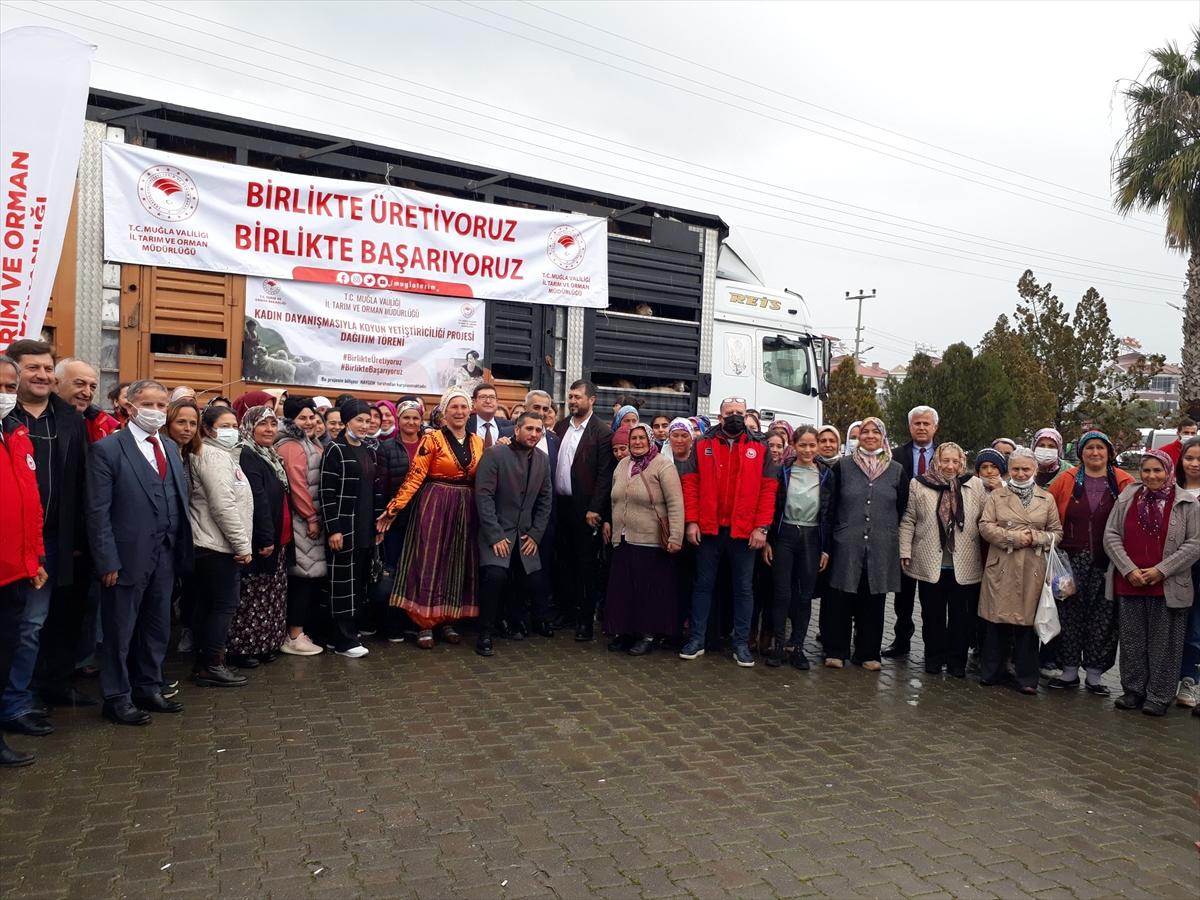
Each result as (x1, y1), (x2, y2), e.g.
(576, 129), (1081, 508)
(0, 27), (94, 343)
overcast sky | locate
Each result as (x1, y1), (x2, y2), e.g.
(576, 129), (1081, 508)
(2, 0), (1192, 366)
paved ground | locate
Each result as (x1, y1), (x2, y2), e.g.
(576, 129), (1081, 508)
(1, 613), (1197, 900)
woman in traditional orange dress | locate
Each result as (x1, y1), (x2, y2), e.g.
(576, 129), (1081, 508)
(377, 388), (483, 648)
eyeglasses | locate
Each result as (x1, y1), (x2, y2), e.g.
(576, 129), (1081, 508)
(720, 397), (747, 405)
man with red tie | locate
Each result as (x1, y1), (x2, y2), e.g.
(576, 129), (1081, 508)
(87, 380), (193, 726)
(883, 405), (939, 659)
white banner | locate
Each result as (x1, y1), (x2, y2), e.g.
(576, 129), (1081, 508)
(244, 277), (485, 394)
(0, 27), (94, 343)
(104, 143), (609, 308)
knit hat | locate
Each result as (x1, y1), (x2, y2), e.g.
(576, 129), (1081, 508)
(283, 395), (317, 419)
(612, 423), (632, 448)
(973, 447), (1008, 476)
(339, 398), (372, 422)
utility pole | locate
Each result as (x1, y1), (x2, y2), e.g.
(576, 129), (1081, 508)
(845, 288), (877, 362)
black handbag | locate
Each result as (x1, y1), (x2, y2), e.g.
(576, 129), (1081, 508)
(367, 545), (396, 606)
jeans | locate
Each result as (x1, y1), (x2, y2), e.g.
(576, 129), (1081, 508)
(770, 524), (821, 648)
(0, 544), (57, 719)
(689, 528), (755, 646)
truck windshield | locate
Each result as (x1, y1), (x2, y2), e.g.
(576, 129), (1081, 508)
(762, 335), (811, 394)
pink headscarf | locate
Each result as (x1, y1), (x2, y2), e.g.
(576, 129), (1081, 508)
(374, 400), (398, 440)
(1136, 449), (1177, 537)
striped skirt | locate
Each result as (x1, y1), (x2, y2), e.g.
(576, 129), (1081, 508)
(391, 481), (479, 628)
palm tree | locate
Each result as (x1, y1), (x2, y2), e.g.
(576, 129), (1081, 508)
(1113, 27), (1200, 411)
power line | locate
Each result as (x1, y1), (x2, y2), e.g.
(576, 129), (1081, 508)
(430, 0), (1160, 232)
(81, 0), (1178, 282)
(516, 0), (1143, 212)
(8, 3), (1175, 313)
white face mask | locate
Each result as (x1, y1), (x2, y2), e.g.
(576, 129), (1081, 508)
(0, 393), (16, 419)
(132, 406), (167, 433)
(860, 446), (885, 457)
(1008, 476), (1035, 489)
(366, 429), (381, 439)
(379, 425), (395, 437)
(846, 439), (859, 454)
(1033, 447), (1058, 465)
(214, 427), (240, 449)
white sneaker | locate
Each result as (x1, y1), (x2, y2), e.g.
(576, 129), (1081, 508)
(1039, 666), (1061, 679)
(336, 644), (369, 658)
(280, 633), (323, 656)
(177, 627), (194, 654)
(1176, 676), (1199, 708)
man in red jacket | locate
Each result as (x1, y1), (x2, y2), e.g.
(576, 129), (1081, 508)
(0, 355), (48, 767)
(677, 398), (778, 666)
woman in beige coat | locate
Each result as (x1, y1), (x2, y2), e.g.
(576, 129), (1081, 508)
(899, 443), (986, 677)
(603, 423), (685, 655)
(978, 447), (1063, 694)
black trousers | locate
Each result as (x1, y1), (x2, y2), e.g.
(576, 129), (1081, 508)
(771, 524), (821, 650)
(287, 574), (318, 631)
(479, 553), (549, 635)
(825, 567), (885, 663)
(981, 622), (1039, 689)
(0, 582), (20, 697)
(554, 496), (602, 626)
(919, 571), (975, 673)
(891, 572), (917, 646)
(34, 553), (93, 695)
(191, 549), (242, 654)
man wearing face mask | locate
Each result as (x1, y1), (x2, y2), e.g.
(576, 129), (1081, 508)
(677, 398), (780, 666)
(0, 341), (87, 740)
(87, 380), (193, 725)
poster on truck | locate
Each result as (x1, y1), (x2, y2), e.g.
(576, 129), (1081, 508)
(103, 143), (608, 308)
(243, 276), (484, 394)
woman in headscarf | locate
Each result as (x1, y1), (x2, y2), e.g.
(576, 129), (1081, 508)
(825, 417), (908, 671)
(815, 425), (841, 469)
(226, 405), (292, 668)
(667, 417), (694, 473)
(602, 423), (684, 655)
(611, 423), (632, 463)
(375, 400), (398, 442)
(969, 447), (1009, 658)
(842, 420), (863, 456)
(991, 437), (1017, 460)
(1174, 438), (1200, 714)
(319, 398), (377, 658)
(232, 390), (276, 424)
(1104, 449), (1200, 716)
(377, 387), (483, 648)
(1045, 431), (1134, 693)
(372, 399), (424, 640)
(263, 388), (287, 418)
(899, 443), (986, 677)
(611, 405), (639, 433)
(978, 447), (1063, 695)
(273, 396), (326, 657)
(1032, 427), (1065, 488)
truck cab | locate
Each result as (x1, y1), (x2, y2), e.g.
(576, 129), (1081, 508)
(707, 243), (829, 427)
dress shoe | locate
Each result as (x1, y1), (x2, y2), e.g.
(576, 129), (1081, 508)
(627, 637), (654, 656)
(1114, 692), (1144, 710)
(475, 636), (494, 657)
(194, 663), (248, 688)
(1047, 676), (1080, 690)
(575, 623), (594, 642)
(27, 703), (50, 718)
(1084, 682), (1111, 696)
(608, 634), (634, 652)
(1142, 700), (1169, 717)
(104, 700), (151, 726)
(0, 737), (34, 768)
(791, 651), (811, 671)
(881, 643), (909, 659)
(42, 687), (98, 707)
(0, 714), (53, 737)
(134, 692), (183, 713)
(531, 620), (554, 638)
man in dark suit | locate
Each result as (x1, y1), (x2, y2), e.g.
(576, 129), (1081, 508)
(883, 404), (939, 659)
(523, 390), (560, 635)
(87, 379), (193, 725)
(466, 383), (514, 448)
(553, 380), (613, 641)
(0, 340), (87, 739)
(473, 413), (553, 657)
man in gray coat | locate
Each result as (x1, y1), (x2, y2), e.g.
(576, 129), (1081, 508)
(474, 413), (553, 657)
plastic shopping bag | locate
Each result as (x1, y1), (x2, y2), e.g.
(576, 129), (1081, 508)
(1046, 536), (1077, 600)
(1035, 537), (1062, 643)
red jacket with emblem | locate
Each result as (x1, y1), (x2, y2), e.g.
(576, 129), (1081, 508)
(0, 424), (45, 587)
(679, 429), (778, 539)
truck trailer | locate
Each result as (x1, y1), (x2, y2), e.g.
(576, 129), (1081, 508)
(41, 90), (829, 425)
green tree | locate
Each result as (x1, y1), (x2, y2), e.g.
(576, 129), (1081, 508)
(1114, 27), (1200, 409)
(824, 356), (881, 437)
(881, 352), (937, 440)
(977, 315), (1056, 441)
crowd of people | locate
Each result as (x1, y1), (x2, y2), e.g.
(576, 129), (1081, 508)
(2, 337), (1199, 770)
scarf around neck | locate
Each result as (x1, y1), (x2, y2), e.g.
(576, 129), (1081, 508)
(917, 469), (967, 553)
(1135, 448), (1176, 537)
(238, 406), (290, 490)
(851, 417), (892, 481)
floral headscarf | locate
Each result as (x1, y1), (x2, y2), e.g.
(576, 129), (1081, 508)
(851, 417), (892, 481)
(627, 423), (660, 477)
(667, 417), (694, 438)
(238, 405), (289, 489)
(1135, 449), (1176, 537)
(917, 442), (967, 553)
